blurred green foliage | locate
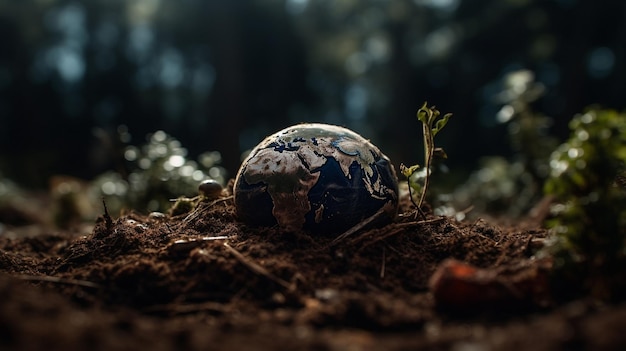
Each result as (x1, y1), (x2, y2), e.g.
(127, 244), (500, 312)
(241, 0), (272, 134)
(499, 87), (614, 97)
(2, 0), (626, 187)
(446, 70), (557, 217)
(91, 129), (226, 216)
(543, 109), (626, 299)
(0, 129), (226, 228)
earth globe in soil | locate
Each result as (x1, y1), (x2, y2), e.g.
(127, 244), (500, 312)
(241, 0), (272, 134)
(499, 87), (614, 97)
(233, 123), (399, 235)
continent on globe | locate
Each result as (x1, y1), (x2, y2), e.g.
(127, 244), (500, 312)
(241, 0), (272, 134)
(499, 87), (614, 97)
(233, 123), (399, 235)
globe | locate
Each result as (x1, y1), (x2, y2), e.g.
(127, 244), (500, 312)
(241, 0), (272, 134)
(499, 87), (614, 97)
(233, 123), (399, 235)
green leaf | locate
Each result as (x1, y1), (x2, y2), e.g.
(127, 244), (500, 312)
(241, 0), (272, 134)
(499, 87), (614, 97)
(417, 108), (429, 124)
(400, 163), (420, 178)
(432, 113), (452, 136)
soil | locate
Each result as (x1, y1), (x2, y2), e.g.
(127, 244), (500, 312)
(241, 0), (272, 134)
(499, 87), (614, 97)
(1, 188), (625, 351)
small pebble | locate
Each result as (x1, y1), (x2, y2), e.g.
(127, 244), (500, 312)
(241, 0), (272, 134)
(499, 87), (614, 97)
(198, 179), (223, 199)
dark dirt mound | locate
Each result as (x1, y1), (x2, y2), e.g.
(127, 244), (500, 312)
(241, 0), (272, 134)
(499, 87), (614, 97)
(1, 194), (625, 350)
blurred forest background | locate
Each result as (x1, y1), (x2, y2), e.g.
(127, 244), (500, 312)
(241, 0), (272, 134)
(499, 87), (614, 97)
(1, 0), (625, 189)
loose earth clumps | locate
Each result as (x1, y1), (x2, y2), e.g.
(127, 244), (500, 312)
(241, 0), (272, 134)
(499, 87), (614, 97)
(233, 123), (399, 235)
(1, 179), (626, 350)
(2, 120), (626, 350)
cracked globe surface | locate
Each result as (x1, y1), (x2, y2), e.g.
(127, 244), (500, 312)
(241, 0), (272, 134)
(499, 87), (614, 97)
(233, 123), (399, 235)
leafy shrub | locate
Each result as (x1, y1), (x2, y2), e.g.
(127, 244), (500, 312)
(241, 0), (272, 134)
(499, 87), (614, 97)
(543, 108), (626, 299)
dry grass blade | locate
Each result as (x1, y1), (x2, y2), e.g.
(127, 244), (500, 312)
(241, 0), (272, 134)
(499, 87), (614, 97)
(330, 201), (395, 246)
(394, 216), (446, 228)
(181, 196), (234, 225)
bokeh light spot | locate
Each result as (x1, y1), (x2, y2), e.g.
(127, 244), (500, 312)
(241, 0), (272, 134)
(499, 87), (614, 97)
(286, 0), (308, 15)
(168, 155), (185, 168)
(588, 47), (615, 79)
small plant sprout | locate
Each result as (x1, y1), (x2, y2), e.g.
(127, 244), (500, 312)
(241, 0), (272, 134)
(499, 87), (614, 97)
(401, 102), (452, 217)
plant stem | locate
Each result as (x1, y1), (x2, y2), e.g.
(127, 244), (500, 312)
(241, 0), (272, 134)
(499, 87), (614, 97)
(418, 119), (433, 210)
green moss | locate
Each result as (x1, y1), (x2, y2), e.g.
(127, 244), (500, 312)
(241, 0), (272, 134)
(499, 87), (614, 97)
(169, 196), (197, 217)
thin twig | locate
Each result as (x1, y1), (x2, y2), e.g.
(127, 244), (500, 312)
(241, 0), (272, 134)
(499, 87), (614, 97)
(394, 216), (446, 228)
(209, 195), (234, 206)
(348, 217), (447, 248)
(200, 235), (230, 241)
(13, 274), (101, 289)
(330, 202), (394, 246)
(102, 198), (113, 231)
(362, 228), (404, 248)
(406, 178), (427, 220)
(223, 242), (292, 290)
(380, 247), (386, 279)
(181, 196), (234, 225)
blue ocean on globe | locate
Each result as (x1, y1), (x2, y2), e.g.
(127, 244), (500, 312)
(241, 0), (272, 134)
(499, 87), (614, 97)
(233, 123), (399, 235)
